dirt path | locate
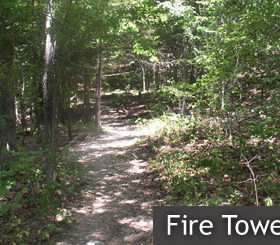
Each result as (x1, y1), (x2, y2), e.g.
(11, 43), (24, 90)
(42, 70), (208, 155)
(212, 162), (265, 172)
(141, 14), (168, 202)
(51, 107), (157, 245)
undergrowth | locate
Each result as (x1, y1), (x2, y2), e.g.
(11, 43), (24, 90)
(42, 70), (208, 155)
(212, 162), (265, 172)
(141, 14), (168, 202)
(0, 147), (84, 244)
(138, 112), (280, 206)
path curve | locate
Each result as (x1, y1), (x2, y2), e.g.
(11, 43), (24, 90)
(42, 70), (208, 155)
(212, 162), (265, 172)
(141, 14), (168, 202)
(52, 107), (157, 245)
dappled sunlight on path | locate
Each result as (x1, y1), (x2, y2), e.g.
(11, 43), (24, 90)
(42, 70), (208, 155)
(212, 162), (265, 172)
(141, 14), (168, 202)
(52, 107), (157, 245)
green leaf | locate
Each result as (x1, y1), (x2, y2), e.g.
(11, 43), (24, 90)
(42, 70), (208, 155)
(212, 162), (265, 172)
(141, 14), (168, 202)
(264, 197), (273, 207)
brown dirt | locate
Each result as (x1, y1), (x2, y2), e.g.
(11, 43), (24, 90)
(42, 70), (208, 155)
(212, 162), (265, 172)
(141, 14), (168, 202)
(48, 107), (158, 245)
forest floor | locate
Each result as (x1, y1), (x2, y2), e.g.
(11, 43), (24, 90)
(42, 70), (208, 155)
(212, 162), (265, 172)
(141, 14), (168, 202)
(49, 105), (159, 245)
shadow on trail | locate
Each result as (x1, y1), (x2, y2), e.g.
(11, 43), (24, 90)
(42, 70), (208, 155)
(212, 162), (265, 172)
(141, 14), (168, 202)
(51, 106), (157, 245)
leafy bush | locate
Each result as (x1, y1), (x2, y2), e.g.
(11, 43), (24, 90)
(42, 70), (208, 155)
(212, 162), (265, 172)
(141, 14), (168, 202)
(148, 82), (197, 115)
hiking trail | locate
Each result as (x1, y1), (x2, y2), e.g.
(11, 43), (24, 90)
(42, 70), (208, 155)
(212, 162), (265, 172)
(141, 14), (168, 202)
(51, 106), (158, 245)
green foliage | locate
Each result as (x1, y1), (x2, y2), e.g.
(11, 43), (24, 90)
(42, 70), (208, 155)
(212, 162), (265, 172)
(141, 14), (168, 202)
(264, 197), (273, 207)
(0, 151), (42, 217)
(0, 115), (6, 128)
(141, 109), (280, 206)
(0, 146), (83, 244)
(148, 82), (197, 114)
(1, 0), (280, 240)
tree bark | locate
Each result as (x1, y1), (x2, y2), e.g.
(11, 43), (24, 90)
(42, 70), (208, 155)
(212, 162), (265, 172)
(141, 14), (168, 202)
(29, 105), (34, 132)
(34, 82), (44, 131)
(0, 33), (16, 169)
(42, 0), (57, 181)
(55, 0), (73, 125)
(221, 80), (225, 110)
(142, 65), (146, 92)
(152, 63), (156, 91)
(20, 74), (27, 132)
(67, 98), (72, 141)
(95, 47), (103, 131)
(19, 75), (27, 145)
(43, 0), (55, 144)
(83, 70), (91, 121)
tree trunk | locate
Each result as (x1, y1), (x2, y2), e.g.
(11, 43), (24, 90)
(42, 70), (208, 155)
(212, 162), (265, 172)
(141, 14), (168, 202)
(34, 61), (44, 131)
(43, 0), (55, 144)
(83, 71), (91, 121)
(20, 74), (27, 134)
(142, 65), (146, 92)
(152, 63), (156, 91)
(67, 98), (72, 141)
(95, 48), (103, 131)
(29, 106), (34, 132)
(55, 0), (73, 125)
(42, 0), (57, 181)
(221, 80), (225, 110)
(189, 64), (196, 84)
(0, 34), (16, 169)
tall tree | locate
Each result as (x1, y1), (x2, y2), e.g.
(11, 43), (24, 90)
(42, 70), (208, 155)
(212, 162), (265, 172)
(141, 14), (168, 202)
(0, 28), (16, 169)
(42, 0), (57, 180)
(95, 46), (103, 131)
(0, 1), (17, 169)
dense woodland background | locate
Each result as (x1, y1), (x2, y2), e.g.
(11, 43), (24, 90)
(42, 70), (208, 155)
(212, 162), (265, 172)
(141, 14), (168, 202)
(1, 0), (280, 243)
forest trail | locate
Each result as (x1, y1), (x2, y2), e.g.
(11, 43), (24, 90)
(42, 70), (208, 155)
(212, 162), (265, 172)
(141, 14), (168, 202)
(51, 106), (157, 245)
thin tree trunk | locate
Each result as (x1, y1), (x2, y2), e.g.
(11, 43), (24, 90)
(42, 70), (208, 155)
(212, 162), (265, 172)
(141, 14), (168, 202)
(152, 63), (156, 91)
(221, 80), (225, 110)
(190, 64), (196, 84)
(142, 65), (146, 92)
(15, 99), (20, 125)
(95, 47), (103, 131)
(67, 98), (72, 141)
(83, 71), (90, 121)
(60, 83), (66, 124)
(20, 73), (27, 136)
(34, 85), (44, 131)
(30, 106), (34, 132)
